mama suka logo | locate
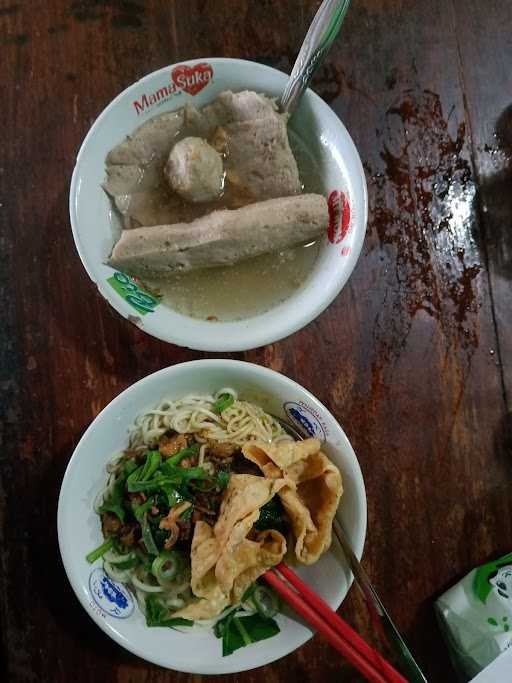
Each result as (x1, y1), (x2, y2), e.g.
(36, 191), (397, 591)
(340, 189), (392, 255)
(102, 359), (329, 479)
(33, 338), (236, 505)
(133, 62), (214, 115)
(327, 190), (351, 256)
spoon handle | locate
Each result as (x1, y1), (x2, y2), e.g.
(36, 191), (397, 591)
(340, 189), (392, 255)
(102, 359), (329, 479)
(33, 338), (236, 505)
(333, 519), (429, 683)
(280, 0), (351, 114)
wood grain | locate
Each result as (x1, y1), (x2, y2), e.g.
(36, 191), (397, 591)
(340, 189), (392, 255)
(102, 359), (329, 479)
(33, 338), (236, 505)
(1, 1), (511, 681)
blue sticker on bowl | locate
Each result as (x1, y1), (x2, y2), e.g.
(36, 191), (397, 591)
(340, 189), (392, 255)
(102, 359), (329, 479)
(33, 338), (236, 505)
(284, 402), (327, 441)
(89, 568), (134, 619)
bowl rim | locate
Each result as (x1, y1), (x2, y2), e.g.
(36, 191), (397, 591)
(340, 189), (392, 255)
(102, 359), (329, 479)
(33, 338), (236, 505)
(69, 57), (368, 352)
(57, 358), (367, 673)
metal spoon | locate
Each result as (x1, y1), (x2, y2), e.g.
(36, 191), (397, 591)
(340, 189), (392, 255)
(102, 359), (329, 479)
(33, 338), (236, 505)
(273, 414), (429, 683)
(280, 0), (351, 115)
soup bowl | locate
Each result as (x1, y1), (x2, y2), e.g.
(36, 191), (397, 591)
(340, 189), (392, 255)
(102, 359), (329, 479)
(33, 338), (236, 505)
(69, 58), (367, 351)
(58, 359), (366, 674)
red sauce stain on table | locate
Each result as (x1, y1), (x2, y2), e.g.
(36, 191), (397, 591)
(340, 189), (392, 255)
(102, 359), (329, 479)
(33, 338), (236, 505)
(367, 89), (482, 358)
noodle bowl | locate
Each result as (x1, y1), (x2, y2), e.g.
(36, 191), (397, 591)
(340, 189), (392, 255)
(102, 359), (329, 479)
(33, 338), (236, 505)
(87, 387), (342, 652)
(58, 359), (367, 673)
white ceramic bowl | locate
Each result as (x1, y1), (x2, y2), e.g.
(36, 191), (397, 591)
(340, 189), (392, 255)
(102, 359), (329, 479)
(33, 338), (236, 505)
(69, 58), (367, 351)
(58, 359), (366, 674)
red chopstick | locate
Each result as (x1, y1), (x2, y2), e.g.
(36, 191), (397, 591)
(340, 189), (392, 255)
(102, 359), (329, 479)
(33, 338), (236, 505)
(264, 563), (407, 683)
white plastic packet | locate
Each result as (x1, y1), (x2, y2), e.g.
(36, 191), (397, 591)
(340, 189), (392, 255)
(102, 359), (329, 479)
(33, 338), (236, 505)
(470, 647), (512, 682)
(436, 552), (512, 680)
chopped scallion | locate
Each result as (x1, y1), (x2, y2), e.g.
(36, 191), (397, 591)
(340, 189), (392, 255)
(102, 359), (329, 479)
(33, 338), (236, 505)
(151, 550), (186, 583)
(86, 537), (114, 564)
(250, 585), (280, 619)
(212, 393), (235, 414)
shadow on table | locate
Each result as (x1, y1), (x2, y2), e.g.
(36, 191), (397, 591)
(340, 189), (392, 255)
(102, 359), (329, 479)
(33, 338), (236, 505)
(473, 104), (512, 282)
(29, 441), (142, 669)
(500, 410), (512, 451)
(405, 460), (512, 682)
(408, 598), (459, 682)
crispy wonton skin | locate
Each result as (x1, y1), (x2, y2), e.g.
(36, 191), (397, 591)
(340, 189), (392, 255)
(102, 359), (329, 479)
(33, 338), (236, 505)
(242, 438), (343, 565)
(173, 475), (287, 620)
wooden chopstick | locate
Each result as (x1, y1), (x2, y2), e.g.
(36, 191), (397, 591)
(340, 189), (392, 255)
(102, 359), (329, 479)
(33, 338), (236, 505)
(264, 563), (408, 683)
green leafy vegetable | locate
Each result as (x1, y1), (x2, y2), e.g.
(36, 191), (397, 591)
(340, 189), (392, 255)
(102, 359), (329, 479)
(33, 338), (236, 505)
(217, 470), (230, 489)
(133, 497), (154, 520)
(86, 537), (114, 564)
(127, 450), (161, 489)
(254, 496), (289, 536)
(143, 450), (162, 478)
(160, 460), (208, 480)
(166, 444), (200, 467)
(127, 477), (168, 493)
(213, 610), (231, 639)
(151, 493), (169, 519)
(214, 608), (280, 656)
(128, 474), (180, 493)
(190, 470), (231, 493)
(151, 527), (170, 551)
(123, 459), (139, 476)
(132, 497), (159, 555)
(190, 478), (217, 492)
(98, 477), (127, 522)
(180, 505), (193, 520)
(164, 485), (185, 508)
(128, 467), (208, 493)
(98, 459), (140, 522)
(148, 512), (163, 527)
(233, 616), (252, 648)
(212, 393), (235, 414)
(145, 594), (194, 629)
(241, 583), (257, 603)
(177, 466), (210, 481)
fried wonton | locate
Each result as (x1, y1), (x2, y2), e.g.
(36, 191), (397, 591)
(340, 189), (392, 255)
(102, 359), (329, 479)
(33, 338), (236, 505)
(242, 438), (343, 565)
(173, 474), (287, 620)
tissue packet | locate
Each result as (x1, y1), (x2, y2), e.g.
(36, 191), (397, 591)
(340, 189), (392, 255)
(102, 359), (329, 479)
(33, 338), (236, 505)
(435, 552), (512, 680)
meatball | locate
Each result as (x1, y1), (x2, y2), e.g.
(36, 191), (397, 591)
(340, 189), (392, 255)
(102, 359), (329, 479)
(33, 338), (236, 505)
(165, 136), (224, 203)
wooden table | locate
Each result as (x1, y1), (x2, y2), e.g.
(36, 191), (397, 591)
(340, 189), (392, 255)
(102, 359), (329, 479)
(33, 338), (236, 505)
(2, 1), (511, 681)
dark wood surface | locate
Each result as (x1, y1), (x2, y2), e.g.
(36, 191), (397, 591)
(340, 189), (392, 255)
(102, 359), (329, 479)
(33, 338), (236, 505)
(1, 1), (511, 681)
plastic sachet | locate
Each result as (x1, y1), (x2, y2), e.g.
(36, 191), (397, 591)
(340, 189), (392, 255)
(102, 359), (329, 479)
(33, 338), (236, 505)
(435, 552), (512, 680)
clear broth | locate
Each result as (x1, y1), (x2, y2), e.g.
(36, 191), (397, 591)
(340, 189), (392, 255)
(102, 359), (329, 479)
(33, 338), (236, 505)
(145, 129), (324, 322)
